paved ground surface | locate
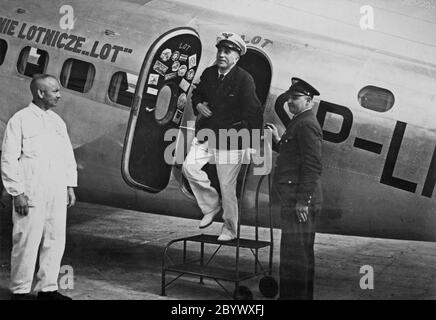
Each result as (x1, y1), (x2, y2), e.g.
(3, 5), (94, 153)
(1, 201), (435, 300)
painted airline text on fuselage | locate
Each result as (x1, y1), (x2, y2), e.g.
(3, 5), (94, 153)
(0, 17), (132, 62)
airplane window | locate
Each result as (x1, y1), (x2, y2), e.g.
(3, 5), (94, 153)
(358, 85), (395, 112)
(17, 46), (48, 77)
(108, 71), (138, 107)
(60, 58), (95, 93)
(0, 39), (7, 65)
(155, 85), (172, 121)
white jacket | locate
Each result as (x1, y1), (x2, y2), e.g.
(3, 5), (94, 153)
(1, 103), (77, 206)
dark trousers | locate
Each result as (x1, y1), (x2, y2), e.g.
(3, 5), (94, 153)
(276, 184), (318, 300)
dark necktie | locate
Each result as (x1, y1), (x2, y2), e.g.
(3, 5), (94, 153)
(218, 74), (225, 82)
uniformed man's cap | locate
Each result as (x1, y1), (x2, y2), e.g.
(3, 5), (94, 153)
(287, 77), (320, 97)
(215, 32), (247, 55)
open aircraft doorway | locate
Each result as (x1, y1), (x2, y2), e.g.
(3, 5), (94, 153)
(122, 28), (202, 193)
(179, 48), (273, 199)
(237, 48), (272, 106)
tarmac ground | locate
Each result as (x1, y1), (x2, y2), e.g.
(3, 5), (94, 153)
(1, 201), (435, 300)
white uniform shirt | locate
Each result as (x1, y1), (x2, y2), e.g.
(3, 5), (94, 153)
(1, 102), (77, 205)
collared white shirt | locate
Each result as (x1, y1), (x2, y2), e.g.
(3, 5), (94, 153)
(1, 102), (77, 201)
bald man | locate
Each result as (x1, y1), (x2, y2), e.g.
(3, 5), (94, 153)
(1, 74), (77, 300)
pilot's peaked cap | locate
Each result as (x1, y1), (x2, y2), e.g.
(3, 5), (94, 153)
(287, 77), (320, 97)
(215, 32), (247, 56)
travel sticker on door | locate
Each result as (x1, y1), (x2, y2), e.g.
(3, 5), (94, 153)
(179, 78), (190, 92)
(188, 54), (197, 69)
(148, 73), (159, 85)
(177, 93), (187, 110)
(172, 109), (183, 125)
(153, 60), (168, 76)
(178, 65), (187, 77)
(160, 48), (172, 62)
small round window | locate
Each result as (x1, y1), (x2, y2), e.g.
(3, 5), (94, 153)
(358, 85), (395, 112)
(154, 84), (176, 124)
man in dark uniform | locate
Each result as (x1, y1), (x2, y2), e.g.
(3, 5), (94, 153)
(182, 32), (263, 241)
(266, 78), (322, 300)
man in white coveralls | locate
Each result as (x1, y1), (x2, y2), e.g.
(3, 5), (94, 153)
(1, 74), (77, 300)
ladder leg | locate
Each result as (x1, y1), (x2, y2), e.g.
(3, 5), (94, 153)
(200, 242), (204, 284)
(161, 270), (166, 296)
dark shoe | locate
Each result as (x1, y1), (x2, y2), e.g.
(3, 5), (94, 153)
(10, 293), (34, 300)
(37, 291), (72, 300)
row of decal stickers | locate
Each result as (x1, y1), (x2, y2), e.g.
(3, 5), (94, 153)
(145, 46), (198, 126)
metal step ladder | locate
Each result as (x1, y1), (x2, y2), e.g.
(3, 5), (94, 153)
(161, 164), (278, 299)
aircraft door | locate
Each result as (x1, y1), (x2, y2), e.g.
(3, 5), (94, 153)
(122, 28), (202, 193)
(237, 48), (272, 106)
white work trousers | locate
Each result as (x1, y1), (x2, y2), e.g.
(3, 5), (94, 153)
(182, 138), (244, 237)
(10, 184), (67, 294)
(1, 103), (77, 294)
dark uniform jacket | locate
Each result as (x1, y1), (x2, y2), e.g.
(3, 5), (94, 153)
(273, 109), (323, 205)
(191, 64), (263, 149)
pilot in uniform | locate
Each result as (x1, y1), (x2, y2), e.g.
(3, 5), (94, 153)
(267, 78), (322, 300)
(182, 32), (263, 241)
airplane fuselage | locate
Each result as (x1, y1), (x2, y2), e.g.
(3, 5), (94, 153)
(0, 0), (435, 241)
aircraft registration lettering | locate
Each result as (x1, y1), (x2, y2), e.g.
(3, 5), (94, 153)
(316, 101), (436, 198)
(241, 35), (273, 48)
(0, 17), (133, 63)
(422, 146), (436, 198)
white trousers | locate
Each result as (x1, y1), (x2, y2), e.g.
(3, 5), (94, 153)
(182, 138), (244, 237)
(10, 186), (67, 294)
